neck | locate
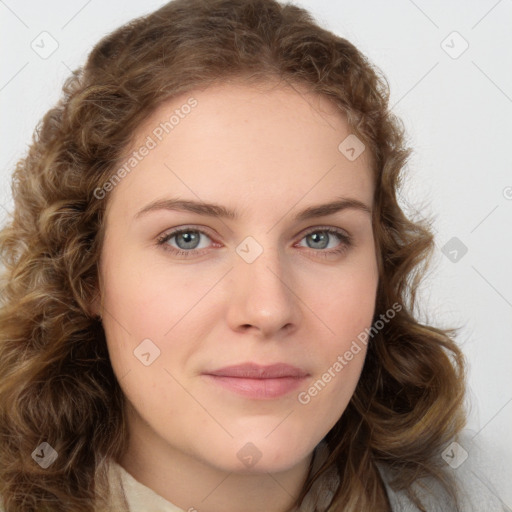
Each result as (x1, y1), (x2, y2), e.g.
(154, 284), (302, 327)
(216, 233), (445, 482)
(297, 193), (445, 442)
(119, 410), (314, 512)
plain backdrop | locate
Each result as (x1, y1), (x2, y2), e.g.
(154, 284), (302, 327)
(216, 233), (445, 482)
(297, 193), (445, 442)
(1, 0), (511, 507)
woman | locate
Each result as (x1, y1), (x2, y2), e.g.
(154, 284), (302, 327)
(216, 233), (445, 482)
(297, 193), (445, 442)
(0, 0), (505, 511)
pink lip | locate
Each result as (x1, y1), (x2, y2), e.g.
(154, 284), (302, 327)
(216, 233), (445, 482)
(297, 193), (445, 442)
(203, 363), (309, 399)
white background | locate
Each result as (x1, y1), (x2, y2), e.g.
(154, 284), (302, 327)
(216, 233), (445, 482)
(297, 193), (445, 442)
(1, 0), (511, 507)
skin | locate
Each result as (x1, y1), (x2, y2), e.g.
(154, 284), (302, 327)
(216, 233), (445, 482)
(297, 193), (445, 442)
(92, 79), (379, 512)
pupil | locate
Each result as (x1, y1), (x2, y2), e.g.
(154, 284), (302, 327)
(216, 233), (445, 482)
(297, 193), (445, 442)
(309, 232), (328, 249)
(178, 232), (199, 249)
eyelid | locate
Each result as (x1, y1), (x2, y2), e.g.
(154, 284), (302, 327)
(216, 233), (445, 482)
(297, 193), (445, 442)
(157, 224), (351, 242)
(298, 225), (350, 239)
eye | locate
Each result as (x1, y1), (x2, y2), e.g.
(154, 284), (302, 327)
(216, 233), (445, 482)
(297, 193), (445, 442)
(296, 227), (352, 257)
(156, 227), (216, 257)
(156, 225), (352, 259)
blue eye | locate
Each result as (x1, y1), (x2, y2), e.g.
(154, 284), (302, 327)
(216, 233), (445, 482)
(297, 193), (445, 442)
(296, 227), (352, 258)
(157, 228), (213, 256)
(298, 228), (350, 251)
(156, 226), (352, 258)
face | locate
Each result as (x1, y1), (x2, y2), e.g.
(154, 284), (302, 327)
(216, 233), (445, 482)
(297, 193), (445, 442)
(94, 81), (379, 475)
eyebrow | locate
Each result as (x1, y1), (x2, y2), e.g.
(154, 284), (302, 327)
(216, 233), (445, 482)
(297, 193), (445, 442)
(134, 196), (372, 221)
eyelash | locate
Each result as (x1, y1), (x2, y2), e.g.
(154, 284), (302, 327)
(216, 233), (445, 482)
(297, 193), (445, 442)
(156, 225), (352, 259)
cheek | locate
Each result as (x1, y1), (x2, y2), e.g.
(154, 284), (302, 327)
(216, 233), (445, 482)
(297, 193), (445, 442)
(100, 248), (212, 340)
(299, 258), (377, 405)
(294, 343), (368, 442)
(99, 252), (216, 395)
(305, 259), (378, 338)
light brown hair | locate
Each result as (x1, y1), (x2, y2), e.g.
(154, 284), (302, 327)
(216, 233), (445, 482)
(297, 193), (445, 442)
(0, 0), (466, 510)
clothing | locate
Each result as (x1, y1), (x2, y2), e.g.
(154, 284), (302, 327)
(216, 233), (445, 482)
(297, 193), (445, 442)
(105, 442), (338, 512)
(106, 441), (508, 511)
(0, 442), (506, 511)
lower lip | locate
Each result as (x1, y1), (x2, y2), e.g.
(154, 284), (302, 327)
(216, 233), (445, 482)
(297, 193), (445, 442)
(203, 375), (307, 399)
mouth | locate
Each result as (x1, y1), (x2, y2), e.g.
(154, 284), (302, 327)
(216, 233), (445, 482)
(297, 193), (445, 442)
(202, 363), (309, 399)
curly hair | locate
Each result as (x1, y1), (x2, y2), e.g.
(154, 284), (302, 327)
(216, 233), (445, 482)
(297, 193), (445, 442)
(0, 0), (466, 510)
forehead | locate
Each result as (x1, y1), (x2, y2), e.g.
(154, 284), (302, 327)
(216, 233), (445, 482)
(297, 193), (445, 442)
(105, 80), (374, 219)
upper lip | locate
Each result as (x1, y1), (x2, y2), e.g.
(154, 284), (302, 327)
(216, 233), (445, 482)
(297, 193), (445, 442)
(205, 363), (309, 379)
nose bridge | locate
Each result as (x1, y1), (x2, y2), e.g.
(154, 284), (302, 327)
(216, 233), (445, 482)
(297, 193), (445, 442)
(227, 235), (300, 335)
(236, 236), (291, 302)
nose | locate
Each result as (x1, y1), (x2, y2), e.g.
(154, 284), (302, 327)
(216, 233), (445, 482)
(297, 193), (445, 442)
(225, 243), (302, 339)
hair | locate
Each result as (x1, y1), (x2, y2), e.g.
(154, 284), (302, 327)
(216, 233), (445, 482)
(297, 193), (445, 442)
(0, 0), (467, 511)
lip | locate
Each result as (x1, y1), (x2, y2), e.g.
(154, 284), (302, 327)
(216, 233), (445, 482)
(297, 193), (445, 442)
(203, 363), (309, 399)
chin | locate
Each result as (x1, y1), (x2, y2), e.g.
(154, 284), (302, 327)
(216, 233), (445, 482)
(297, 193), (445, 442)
(196, 431), (316, 475)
